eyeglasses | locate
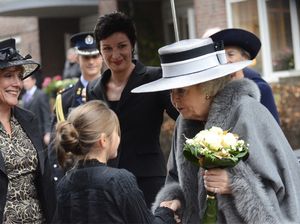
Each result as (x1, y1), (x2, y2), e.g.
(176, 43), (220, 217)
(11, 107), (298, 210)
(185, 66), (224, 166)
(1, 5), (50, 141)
(0, 47), (32, 62)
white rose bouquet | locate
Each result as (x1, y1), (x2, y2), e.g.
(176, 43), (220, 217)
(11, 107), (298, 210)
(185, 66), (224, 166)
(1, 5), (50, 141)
(183, 126), (249, 224)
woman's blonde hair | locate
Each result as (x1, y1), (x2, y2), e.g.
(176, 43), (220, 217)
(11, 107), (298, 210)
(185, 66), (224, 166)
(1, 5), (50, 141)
(200, 74), (232, 97)
(55, 100), (120, 167)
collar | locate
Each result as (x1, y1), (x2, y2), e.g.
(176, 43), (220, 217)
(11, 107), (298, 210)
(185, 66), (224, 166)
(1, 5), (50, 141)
(26, 85), (37, 96)
(80, 75), (89, 88)
(77, 159), (106, 168)
(205, 78), (260, 129)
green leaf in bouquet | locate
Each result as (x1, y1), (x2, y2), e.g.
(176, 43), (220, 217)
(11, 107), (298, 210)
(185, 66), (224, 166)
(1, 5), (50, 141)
(183, 146), (200, 165)
(200, 156), (237, 169)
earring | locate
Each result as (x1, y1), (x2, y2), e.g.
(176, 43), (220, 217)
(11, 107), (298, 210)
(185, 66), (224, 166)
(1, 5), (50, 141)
(205, 95), (211, 100)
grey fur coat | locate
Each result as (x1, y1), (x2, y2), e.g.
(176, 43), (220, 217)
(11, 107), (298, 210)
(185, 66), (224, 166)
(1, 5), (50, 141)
(153, 79), (300, 223)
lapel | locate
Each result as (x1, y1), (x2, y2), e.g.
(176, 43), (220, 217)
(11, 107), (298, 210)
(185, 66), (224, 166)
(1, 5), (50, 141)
(0, 149), (6, 176)
(117, 60), (146, 109)
(91, 70), (110, 101)
(27, 89), (39, 108)
(71, 80), (84, 107)
(89, 60), (146, 111)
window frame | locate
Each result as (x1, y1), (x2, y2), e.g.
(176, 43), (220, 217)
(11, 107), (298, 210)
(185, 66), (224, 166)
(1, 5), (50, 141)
(226, 0), (300, 82)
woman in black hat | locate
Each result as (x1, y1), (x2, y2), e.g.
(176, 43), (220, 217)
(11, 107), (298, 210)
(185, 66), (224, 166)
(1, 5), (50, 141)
(0, 38), (56, 223)
(209, 28), (280, 124)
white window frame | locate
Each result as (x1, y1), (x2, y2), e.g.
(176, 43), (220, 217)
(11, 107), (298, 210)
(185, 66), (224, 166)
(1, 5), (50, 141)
(226, 0), (300, 82)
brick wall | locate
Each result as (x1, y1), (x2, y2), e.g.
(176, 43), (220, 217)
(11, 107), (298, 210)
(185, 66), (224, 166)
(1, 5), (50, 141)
(272, 76), (300, 149)
(0, 16), (41, 62)
(194, 0), (227, 37)
(98, 0), (117, 15)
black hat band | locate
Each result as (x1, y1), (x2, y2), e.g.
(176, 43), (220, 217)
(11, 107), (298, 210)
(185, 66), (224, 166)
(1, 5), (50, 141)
(160, 41), (224, 64)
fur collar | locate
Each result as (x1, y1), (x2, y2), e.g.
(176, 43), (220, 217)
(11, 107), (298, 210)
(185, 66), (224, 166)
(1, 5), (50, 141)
(205, 78), (260, 129)
(177, 78), (261, 222)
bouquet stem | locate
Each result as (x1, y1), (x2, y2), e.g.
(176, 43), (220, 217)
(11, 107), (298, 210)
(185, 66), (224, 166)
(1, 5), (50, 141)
(202, 191), (217, 224)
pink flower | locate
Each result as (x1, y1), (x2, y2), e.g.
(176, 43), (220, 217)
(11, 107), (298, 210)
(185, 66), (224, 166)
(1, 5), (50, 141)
(42, 77), (52, 88)
(53, 75), (62, 81)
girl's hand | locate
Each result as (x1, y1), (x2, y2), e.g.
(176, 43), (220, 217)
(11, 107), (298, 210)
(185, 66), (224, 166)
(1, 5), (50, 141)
(160, 199), (181, 223)
(160, 199), (181, 211)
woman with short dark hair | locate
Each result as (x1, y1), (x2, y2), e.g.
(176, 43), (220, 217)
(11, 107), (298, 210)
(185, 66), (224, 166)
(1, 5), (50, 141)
(88, 11), (179, 207)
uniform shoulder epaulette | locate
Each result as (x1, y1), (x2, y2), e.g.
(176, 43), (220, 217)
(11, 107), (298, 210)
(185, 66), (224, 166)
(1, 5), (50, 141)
(55, 89), (68, 122)
(58, 84), (75, 95)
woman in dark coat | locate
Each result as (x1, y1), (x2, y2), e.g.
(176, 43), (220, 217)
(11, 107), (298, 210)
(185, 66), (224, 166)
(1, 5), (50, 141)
(54, 100), (181, 223)
(88, 11), (179, 207)
(0, 38), (56, 223)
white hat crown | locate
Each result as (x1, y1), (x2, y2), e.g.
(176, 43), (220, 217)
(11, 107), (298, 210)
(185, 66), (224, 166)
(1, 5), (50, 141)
(132, 38), (252, 93)
(159, 38), (227, 78)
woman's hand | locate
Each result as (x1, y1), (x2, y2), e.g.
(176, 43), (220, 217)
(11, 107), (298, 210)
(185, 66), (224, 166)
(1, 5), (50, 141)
(203, 168), (232, 194)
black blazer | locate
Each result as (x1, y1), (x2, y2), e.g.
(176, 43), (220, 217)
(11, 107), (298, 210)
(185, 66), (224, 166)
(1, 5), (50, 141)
(22, 88), (51, 135)
(0, 107), (56, 223)
(87, 60), (179, 177)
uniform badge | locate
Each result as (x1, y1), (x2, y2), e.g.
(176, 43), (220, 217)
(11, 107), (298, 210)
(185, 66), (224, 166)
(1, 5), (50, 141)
(85, 35), (94, 45)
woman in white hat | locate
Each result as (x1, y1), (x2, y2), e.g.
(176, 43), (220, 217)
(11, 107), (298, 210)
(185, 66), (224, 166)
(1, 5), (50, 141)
(132, 38), (300, 223)
(0, 38), (56, 223)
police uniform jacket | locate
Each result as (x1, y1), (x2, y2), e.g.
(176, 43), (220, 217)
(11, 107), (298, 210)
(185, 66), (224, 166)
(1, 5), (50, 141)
(0, 107), (56, 223)
(48, 79), (85, 182)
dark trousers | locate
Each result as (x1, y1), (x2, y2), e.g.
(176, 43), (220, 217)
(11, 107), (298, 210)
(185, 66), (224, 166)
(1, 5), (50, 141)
(136, 176), (166, 208)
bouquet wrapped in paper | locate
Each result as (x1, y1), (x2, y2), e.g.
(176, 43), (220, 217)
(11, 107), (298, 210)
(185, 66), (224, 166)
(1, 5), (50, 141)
(183, 126), (249, 224)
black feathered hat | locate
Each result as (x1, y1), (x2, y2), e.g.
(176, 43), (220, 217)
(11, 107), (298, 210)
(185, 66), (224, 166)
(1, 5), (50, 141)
(0, 38), (40, 80)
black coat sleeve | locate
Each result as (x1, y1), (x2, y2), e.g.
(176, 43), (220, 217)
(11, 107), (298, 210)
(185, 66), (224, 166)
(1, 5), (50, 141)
(111, 170), (176, 224)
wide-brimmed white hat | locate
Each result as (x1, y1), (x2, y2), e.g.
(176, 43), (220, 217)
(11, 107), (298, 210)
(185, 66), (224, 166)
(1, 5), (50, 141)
(132, 38), (252, 93)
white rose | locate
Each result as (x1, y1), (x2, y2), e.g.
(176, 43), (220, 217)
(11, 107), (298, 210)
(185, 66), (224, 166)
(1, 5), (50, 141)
(195, 130), (209, 142)
(186, 138), (194, 145)
(203, 132), (222, 151)
(222, 133), (238, 148)
(209, 126), (224, 135)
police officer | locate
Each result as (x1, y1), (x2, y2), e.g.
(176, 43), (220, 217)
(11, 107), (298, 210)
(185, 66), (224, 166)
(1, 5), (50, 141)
(49, 32), (103, 183)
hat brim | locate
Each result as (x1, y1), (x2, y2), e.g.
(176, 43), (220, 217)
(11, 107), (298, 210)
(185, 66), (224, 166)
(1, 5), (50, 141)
(76, 49), (99, 56)
(132, 60), (252, 93)
(0, 60), (40, 80)
(210, 29), (261, 60)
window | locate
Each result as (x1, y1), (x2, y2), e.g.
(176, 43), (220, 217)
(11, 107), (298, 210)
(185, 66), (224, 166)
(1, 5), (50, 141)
(230, 0), (262, 73)
(228, 0), (300, 80)
(266, 0), (294, 71)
